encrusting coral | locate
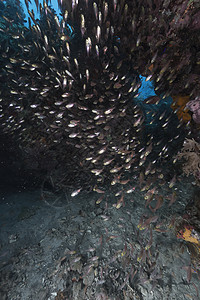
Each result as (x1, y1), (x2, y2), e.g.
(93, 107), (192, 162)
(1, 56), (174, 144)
(186, 97), (200, 124)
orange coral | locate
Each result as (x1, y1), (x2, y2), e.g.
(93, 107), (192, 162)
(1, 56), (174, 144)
(171, 95), (191, 122)
(177, 225), (200, 251)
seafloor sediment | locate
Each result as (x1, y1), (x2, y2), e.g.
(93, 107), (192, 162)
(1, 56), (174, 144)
(0, 174), (199, 300)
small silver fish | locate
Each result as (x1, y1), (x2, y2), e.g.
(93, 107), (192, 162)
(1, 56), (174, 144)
(71, 188), (82, 197)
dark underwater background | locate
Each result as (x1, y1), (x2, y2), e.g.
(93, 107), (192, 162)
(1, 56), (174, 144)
(0, 1), (200, 299)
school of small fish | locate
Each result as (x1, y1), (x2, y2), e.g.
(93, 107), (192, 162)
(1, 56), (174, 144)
(0, 0), (199, 298)
(0, 0), (188, 200)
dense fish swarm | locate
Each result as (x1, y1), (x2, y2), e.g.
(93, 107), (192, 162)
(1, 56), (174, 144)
(0, 1), (200, 298)
(0, 0), (199, 194)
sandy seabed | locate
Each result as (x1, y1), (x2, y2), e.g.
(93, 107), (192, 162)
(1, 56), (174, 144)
(0, 174), (199, 300)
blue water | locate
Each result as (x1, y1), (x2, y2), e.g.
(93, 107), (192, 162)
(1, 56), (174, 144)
(137, 75), (157, 100)
(19, 0), (61, 25)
